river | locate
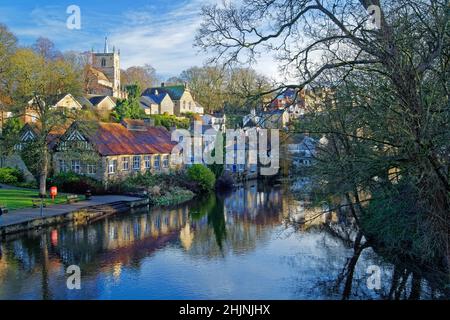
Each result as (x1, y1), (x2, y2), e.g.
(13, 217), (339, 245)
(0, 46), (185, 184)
(0, 182), (443, 299)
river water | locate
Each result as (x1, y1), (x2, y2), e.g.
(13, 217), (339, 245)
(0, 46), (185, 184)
(0, 183), (442, 299)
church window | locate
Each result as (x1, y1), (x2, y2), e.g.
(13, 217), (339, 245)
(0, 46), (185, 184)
(101, 58), (106, 67)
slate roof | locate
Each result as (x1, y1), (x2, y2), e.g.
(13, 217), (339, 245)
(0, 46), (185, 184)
(77, 96), (93, 108)
(76, 122), (176, 156)
(88, 95), (109, 106)
(140, 96), (157, 108)
(142, 85), (186, 101)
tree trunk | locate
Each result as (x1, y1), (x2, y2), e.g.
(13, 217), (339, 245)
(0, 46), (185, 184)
(39, 145), (48, 197)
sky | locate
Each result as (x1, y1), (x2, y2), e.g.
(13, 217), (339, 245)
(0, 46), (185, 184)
(0, 0), (280, 80)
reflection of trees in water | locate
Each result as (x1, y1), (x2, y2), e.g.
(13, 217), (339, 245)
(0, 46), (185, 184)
(287, 186), (449, 300)
(187, 184), (285, 258)
(0, 183), (288, 298)
(2, 182), (445, 299)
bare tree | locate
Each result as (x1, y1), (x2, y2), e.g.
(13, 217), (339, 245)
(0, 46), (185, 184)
(196, 0), (450, 285)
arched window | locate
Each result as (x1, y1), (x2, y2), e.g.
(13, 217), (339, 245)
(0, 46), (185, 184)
(101, 58), (106, 67)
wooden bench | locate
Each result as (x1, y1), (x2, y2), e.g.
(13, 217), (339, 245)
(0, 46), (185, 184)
(0, 205), (8, 216)
(32, 199), (46, 208)
(66, 195), (79, 204)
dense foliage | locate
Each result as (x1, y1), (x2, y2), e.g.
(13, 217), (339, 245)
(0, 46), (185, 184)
(146, 114), (190, 130)
(0, 167), (24, 185)
(48, 172), (104, 195)
(112, 84), (145, 121)
(187, 164), (216, 192)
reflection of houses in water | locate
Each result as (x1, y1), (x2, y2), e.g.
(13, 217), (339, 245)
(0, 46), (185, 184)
(179, 222), (194, 251)
(187, 184), (288, 258)
(287, 200), (338, 230)
(224, 184), (286, 225)
(101, 206), (190, 251)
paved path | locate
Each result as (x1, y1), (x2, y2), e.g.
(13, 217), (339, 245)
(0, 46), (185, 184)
(0, 195), (143, 228)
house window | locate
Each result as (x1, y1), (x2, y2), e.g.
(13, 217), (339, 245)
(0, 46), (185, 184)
(162, 155), (169, 168)
(123, 157), (130, 171)
(188, 101), (192, 110)
(108, 159), (117, 174)
(154, 155), (160, 169)
(144, 156), (151, 169)
(133, 156), (141, 170)
(87, 163), (97, 175)
(59, 160), (67, 173)
(71, 160), (81, 174)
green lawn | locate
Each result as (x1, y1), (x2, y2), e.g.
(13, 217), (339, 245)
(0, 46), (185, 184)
(0, 188), (83, 211)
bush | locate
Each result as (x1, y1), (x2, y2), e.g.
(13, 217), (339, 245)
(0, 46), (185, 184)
(186, 165), (216, 192)
(149, 187), (195, 206)
(48, 172), (104, 194)
(146, 114), (190, 130)
(216, 171), (235, 190)
(0, 167), (24, 185)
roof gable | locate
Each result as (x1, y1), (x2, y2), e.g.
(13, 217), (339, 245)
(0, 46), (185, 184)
(143, 85), (186, 101)
(55, 94), (83, 109)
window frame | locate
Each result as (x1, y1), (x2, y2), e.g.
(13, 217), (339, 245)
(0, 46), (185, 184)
(154, 155), (161, 169)
(71, 160), (81, 174)
(144, 155), (151, 169)
(59, 160), (68, 173)
(162, 155), (169, 168)
(122, 157), (130, 171)
(87, 163), (97, 175)
(108, 159), (117, 174)
(133, 156), (141, 171)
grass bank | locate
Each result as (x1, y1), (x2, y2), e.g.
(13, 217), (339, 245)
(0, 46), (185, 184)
(0, 188), (82, 211)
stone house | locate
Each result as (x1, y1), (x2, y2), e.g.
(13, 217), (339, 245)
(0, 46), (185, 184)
(201, 112), (226, 131)
(261, 109), (290, 129)
(142, 83), (204, 116)
(53, 119), (180, 183)
(23, 94), (83, 124)
(79, 95), (117, 112)
(140, 89), (174, 115)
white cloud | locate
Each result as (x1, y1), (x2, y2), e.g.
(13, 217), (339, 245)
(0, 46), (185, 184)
(1, 0), (282, 80)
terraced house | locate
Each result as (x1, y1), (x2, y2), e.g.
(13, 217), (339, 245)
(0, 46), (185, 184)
(53, 119), (180, 184)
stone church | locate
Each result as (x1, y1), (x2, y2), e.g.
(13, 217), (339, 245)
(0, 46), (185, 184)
(86, 37), (127, 99)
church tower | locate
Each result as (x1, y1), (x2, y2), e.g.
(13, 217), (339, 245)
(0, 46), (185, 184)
(91, 37), (123, 98)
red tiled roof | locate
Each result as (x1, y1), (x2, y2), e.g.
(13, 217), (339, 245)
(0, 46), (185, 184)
(87, 122), (176, 156)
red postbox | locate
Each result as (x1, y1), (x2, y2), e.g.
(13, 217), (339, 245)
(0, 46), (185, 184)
(50, 186), (58, 200)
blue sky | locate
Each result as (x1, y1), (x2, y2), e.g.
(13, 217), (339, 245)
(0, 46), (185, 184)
(0, 0), (279, 80)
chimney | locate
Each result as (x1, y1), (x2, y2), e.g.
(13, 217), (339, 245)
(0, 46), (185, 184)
(161, 82), (165, 87)
(154, 89), (159, 95)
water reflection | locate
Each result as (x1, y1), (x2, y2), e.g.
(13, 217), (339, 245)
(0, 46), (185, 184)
(0, 183), (447, 300)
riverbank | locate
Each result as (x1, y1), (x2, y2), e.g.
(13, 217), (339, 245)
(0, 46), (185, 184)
(0, 195), (148, 237)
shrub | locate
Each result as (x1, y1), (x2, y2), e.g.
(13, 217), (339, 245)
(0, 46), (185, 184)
(0, 167), (24, 184)
(48, 172), (104, 194)
(186, 165), (216, 192)
(216, 171), (235, 190)
(146, 114), (190, 130)
(150, 187), (195, 206)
